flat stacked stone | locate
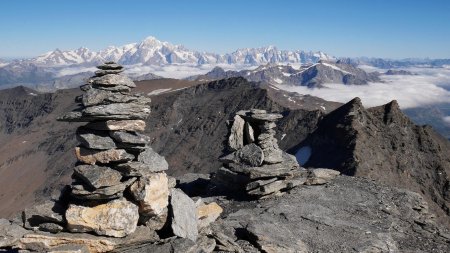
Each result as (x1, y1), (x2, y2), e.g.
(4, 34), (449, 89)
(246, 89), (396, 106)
(56, 62), (170, 238)
(215, 109), (306, 198)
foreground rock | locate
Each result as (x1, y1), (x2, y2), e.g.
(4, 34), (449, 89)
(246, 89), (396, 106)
(212, 175), (450, 252)
(170, 189), (198, 241)
(65, 198), (139, 237)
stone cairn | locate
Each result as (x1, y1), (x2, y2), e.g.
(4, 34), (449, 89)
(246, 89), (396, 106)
(3, 62), (223, 252)
(57, 61), (172, 237)
(214, 109), (305, 198)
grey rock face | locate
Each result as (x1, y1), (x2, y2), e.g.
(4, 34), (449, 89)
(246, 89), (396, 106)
(91, 74), (136, 88)
(76, 128), (116, 150)
(73, 164), (122, 189)
(137, 148), (169, 171)
(22, 201), (65, 229)
(170, 188), (198, 241)
(0, 218), (27, 247)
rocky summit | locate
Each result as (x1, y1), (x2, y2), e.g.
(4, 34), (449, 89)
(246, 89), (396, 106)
(0, 62), (224, 252)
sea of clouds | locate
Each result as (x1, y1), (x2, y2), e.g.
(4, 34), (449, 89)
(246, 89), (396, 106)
(277, 66), (450, 110)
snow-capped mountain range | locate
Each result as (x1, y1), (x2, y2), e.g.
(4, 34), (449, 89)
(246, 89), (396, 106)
(23, 36), (335, 67)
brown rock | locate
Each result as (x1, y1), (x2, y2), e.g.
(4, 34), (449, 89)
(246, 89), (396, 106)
(129, 172), (169, 216)
(75, 147), (134, 165)
(197, 202), (223, 229)
(85, 120), (146, 132)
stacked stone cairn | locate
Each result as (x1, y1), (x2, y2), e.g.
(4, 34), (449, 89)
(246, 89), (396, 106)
(215, 109), (305, 198)
(4, 62), (223, 252)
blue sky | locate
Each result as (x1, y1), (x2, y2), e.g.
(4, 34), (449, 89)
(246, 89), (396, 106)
(1, 0), (449, 59)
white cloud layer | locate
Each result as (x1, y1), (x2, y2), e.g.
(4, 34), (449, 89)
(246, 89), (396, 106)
(276, 67), (450, 109)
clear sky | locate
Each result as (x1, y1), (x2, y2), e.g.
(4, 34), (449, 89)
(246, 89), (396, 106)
(1, 0), (449, 59)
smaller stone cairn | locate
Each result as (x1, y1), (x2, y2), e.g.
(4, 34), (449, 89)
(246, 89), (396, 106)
(214, 109), (306, 198)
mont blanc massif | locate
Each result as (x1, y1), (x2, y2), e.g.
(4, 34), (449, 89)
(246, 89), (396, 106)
(0, 36), (449, 252)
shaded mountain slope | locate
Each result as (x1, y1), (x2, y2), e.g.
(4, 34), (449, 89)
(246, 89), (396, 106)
(298, 97), (450, 225)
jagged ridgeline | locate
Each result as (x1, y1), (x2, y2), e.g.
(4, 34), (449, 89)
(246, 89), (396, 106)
(3, 62), (223, 252)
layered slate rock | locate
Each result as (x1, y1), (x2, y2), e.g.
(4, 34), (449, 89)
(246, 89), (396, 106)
(170, 189), (199, 241)
(214, 109), (305, 198)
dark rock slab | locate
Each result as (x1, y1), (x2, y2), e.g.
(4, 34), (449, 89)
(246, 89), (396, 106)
(91, 74), (135, 88)
(95, 69), (123, 77)
(76, 128), (116, 150)
(97, 63), (123, 70)
(73, 164), (122, 189)
(82, 103), (151, 120)
(110, 131), (151, 145)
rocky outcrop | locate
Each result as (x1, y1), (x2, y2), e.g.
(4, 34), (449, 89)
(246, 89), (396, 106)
(299, 98), (450, 225)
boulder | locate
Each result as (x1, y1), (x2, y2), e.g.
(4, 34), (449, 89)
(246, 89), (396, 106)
(137, 148), (169, 171)
(228, 115), (245, 151)
(75, 147), (134, 165)
(22, 201), (65, 229)
(73, 164), (122, 189)
(85, 120), (146, 132)
(170, 189), (198, 241)
(91, 74), (135, 88)
(129, 173), (169, 216)
(65, 198), (139, 237)
(76, 128), (116, 150)
(197, 202), (223, 230)
(0, 218), (27, 248)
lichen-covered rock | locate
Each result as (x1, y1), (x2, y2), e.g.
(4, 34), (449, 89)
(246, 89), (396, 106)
(129, 173), (169, 216)
(65, 198), (139, 237)
(137, 147), (169, 171)
(73, 164), (122, 189)
(228, 115), (245, 151)
(220, 143), (264, 167)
